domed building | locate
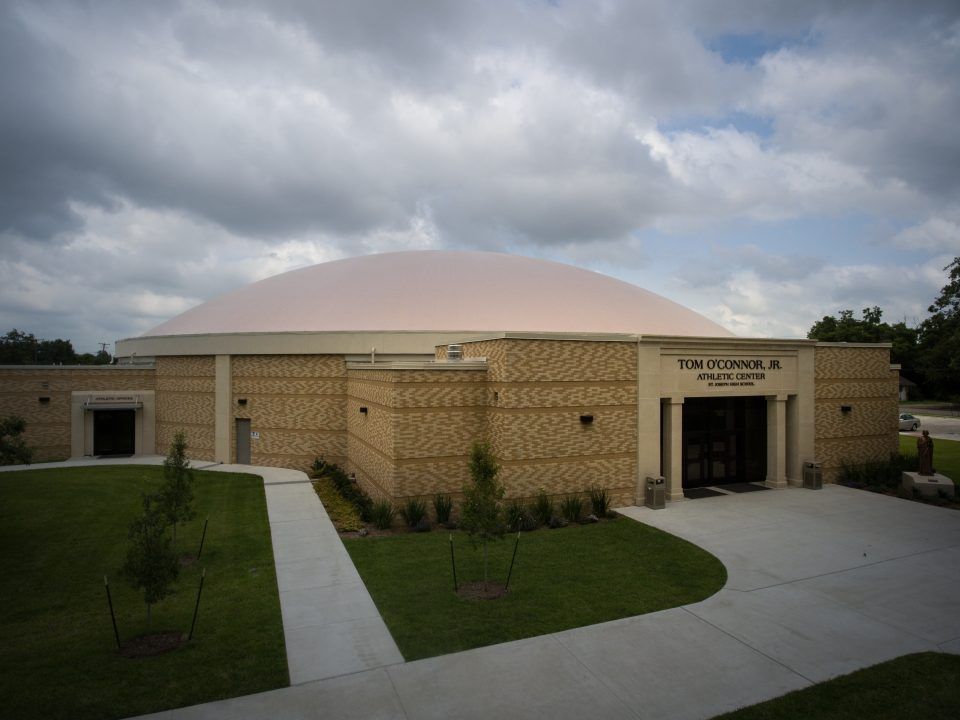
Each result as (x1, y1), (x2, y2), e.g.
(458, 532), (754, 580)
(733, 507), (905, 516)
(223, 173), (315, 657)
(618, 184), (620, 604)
(1, 251), (899, 505)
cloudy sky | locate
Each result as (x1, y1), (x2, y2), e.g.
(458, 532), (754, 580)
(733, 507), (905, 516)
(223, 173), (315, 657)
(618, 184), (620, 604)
(2, 0), (959, 353)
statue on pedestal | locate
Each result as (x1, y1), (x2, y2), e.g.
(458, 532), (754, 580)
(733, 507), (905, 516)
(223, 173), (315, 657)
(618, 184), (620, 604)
(917, 430), (935, 476)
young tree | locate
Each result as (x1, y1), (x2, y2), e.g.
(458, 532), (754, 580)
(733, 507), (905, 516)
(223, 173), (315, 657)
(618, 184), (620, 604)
(459, 441), (506, 583)
(0, 415), (32, 465)
(122, 493), (179, 626)
(158, 431), (195, 547)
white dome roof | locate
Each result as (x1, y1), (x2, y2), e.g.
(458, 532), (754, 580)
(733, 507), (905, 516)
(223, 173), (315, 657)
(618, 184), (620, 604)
(143, 251), (733, 338)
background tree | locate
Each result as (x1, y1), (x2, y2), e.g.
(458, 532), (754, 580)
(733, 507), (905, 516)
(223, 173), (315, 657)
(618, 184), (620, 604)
(0, 415), (33, 465)
(0, 328), (111, 365)
(807, 307), (918, 379)
(459, 441), (506, 583)
(158, 431), (195, 548)
(121, 493), (179, 626)
(917, 257), (960, 400)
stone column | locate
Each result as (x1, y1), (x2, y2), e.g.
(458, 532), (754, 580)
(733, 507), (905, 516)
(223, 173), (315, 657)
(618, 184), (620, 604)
(766, 394), (788, 488)
(214, 355), (232, 463)
(662, 396), (685, 501)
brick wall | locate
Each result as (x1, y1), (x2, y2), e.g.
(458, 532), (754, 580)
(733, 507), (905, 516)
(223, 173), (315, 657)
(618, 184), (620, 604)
(232, 355), (346, 472)
(814, 345), (899, 482)
(0, 366), (155, 461)
(156, 356), (215, 460)
(346, 367), (488, 500)
(463, 339), (638, 507)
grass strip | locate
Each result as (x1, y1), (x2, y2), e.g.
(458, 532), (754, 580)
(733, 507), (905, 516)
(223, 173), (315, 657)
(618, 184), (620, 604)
(714, 652), (960, 719)
(0, 465), (288, 720)
(345, 516), (726, 660)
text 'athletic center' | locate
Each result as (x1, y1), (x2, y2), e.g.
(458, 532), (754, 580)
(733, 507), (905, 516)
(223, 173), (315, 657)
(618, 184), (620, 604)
(0, 251), (899, 505)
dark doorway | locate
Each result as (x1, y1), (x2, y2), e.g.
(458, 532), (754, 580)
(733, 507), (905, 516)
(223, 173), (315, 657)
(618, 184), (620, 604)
(93, 409), (135, 456)
(236, 418), (251, 464)
(682, 397), (766, 488)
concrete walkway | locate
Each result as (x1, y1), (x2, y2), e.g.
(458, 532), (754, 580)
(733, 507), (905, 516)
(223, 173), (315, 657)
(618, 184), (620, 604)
(202, 463), (403, 684)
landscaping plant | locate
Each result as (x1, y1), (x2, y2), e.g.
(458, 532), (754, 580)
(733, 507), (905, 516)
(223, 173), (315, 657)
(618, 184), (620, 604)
(158, 430), (195, 547)
(559, 494), (583, 523)
(433, 493), (453, 525)
(400, 498), (429, 529)
(121, 493), (179, 627)
(531, 489), (553, 527)
(459, 441), (506, 583)
(0, 415), (32, 465)
(371, 499), (396, 530)
(587, 485), (611, 517)
(505, 500), (533, 532)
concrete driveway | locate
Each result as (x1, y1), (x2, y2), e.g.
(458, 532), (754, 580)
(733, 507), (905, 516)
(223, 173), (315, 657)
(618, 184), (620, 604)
(134, 483), (960, 720)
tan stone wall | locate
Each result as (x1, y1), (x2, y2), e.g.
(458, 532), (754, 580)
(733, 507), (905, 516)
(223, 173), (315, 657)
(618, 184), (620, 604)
(0, 366), (155, 462)
(156, 356), (215, 461)
(232, 355), (346, 472)
(463, 339), (638, 507)
(814, 345), (899, 482)
(346, 367), (488, 500)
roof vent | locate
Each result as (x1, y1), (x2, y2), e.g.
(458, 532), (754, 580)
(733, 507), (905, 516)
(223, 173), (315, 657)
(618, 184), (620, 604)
(447, 344), (463, 361)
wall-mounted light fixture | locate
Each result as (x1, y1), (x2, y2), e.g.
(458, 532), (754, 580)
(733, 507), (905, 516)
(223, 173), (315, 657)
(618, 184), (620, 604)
(238, 398), (248, 406)
(38, 396), (50, 404)
(840, 405), (852, 414)
(359, 406), (368, 415)
(580, 414), (594, 425)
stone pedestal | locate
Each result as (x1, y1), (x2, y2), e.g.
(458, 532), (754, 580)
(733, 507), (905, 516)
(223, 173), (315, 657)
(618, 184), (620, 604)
(902, 472), (956, 499)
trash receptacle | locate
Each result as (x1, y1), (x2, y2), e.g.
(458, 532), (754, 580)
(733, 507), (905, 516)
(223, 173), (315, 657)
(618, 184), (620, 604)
(803, 461), (822, 490)
(645, 476), (666, 509)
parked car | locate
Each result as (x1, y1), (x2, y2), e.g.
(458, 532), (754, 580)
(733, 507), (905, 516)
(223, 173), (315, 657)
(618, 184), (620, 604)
(898, 413), (921, 431)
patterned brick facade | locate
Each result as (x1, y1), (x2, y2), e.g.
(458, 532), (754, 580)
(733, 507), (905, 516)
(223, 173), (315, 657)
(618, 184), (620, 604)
(460, 339), (639, 507)
(232, 355), (346, 472)
(156, 356), (215, 460)
(0, 366), (155, 461)
(345, 366), (487, 500)
(813, 345), (899, 482)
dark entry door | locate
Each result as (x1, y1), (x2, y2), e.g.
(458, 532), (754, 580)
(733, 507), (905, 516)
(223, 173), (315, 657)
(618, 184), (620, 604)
(93, 409), (136, 456)
(682, 397), (766, 487)
(236, 418), (251, 464)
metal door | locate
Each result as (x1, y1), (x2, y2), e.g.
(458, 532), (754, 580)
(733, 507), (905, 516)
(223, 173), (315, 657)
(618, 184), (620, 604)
(236, 418), (251, 464)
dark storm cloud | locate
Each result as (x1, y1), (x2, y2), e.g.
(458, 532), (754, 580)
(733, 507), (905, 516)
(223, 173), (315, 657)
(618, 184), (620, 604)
(1, 0), (959, 349)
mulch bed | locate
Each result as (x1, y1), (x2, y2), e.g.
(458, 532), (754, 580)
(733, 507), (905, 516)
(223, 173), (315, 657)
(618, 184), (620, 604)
(119, 631), (183, 658)
(456, 581), (508, 600)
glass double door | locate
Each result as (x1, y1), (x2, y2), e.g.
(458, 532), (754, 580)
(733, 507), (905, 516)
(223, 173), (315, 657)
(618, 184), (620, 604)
(682, 397), (766, 488)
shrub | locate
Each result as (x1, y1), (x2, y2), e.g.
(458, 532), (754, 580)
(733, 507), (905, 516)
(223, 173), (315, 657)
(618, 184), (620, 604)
(532, 490), (553, 527)
(505, 500), (530, 532)
(323, 462), (374, 522)
(371, 500), (396, 530)
(587, 485), (611, 518)
(433, 493), (453, 524)
(559, 494), (583, 523)
(839, 453), (911, 491)
(400, 498), (428, 528)
(311, 456), (328, 477)
(0, 415), (32, 466)
(313, 478), (363, 532)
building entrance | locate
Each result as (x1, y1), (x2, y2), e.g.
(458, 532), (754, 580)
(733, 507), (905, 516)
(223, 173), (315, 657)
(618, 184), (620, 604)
(682, 397), (766, 487)
(93, 409), (136, 456)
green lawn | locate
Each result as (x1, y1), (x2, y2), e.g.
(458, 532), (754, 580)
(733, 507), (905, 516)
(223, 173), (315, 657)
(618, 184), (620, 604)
(899, 435), (960, 483)
(345, 517), (726, 660)
(0, 466), (288, 720)
(714, 652), (960, 719)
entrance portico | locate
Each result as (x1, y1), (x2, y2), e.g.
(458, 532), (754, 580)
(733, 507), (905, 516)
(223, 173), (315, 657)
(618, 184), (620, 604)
(645, 337), (817, 502)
